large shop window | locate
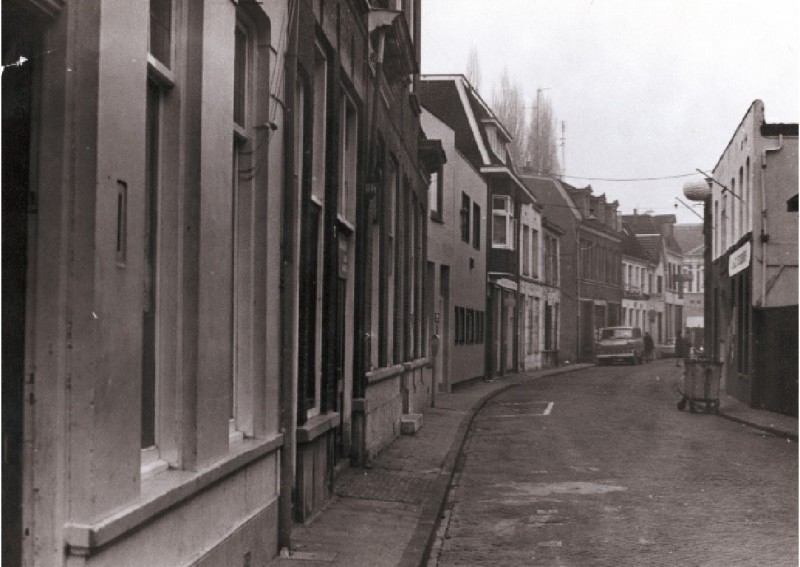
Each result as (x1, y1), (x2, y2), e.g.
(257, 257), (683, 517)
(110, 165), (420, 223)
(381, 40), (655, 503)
(492, 195), (514, 249)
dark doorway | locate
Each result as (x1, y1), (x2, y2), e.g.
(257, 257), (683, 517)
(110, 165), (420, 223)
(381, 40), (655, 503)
(3, 4), (41, 563)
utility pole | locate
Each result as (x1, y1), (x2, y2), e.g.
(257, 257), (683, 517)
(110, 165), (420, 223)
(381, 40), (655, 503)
(559, 120), (566, 177)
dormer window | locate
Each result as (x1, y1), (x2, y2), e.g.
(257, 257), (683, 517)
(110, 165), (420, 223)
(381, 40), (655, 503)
(484, 123), (507, 164)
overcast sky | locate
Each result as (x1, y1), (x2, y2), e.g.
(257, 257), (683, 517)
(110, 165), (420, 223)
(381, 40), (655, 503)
(420, 0), (799, 224)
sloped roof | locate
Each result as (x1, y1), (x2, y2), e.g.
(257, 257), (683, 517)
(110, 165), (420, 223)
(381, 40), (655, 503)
(418, 78), (484, 169)
(621, 225), (650, 262)
(419, 75), (516, 171)
(637, 234), (663, 264)
(521, 175), (581, 221)
(622, 213), (682, 254)
(673, 224), (704, 255)
(622, 214), (660, 235)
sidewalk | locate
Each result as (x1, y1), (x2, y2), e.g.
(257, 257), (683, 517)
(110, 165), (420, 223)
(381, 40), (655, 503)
(717, 392), (798, 440)
(267, 362), (797, 567)
(266, 364), (592, 567)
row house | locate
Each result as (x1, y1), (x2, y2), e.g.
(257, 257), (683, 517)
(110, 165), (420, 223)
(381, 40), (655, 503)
(519, 175), (624, 363)
(422, 109), (486, 391)
(622, 213), (685, 347)
(620, 227), (655, 337)
(418, 75), (560, 379)
(4, 1), (290, 565)
(567, 185), (625, 361)
(674, 223), (705, 347)
(520, 175), (581, 364)
(2, 0), (434, 565)
(684, 100), (797, 415)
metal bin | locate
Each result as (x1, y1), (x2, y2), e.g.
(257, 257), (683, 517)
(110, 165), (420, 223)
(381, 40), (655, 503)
(677, 357), (723, 414)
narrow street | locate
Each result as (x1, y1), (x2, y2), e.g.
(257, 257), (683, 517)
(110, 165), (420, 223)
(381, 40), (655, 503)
(430, 361), (798, 567)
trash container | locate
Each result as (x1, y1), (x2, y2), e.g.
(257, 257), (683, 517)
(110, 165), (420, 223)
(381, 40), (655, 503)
(677, 357), (723, 414)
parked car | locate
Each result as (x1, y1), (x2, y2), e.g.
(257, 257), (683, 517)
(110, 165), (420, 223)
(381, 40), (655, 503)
(595, 326), (644, 365)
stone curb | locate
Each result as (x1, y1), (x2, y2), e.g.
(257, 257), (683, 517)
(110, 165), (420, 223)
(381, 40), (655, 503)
(398, 364), (593, 567)
(715, 411), (798, 441)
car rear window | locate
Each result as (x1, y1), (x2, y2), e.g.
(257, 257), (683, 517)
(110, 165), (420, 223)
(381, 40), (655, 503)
(601, 328), (633, 339)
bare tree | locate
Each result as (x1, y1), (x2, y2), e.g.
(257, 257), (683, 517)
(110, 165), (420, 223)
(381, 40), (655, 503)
(525, 89), (561, 176)
(465, 44), (482, 92)
(491, 68), (527, 166)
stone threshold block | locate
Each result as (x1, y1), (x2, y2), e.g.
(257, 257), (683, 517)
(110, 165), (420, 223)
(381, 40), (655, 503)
(400, 413), (423, 435)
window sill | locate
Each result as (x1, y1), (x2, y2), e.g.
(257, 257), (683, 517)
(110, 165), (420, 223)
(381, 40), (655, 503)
(64, 434), (283, 555)
(297, 412), (340, 444)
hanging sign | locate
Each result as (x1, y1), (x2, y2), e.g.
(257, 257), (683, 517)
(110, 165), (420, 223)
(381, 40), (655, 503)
(728, 241), (751, 277)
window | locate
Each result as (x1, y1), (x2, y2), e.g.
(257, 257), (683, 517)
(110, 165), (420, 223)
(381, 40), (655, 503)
(531, 229), (539, 279)
(233, 25), (247, 129)
(298, 44), (328, 419)
(339, 90), (358, 222)
(149, 0), (172, 67)
(142, 79), (161, 451)
(521, 225), (530, 276)
(657, 275), (662, 293)
(532, 297), (540, 353)
(472, 202), (481, 249)
(721, 194), (728, 253)
(460, 192), (470, 243)
(526, 300), (534, 354)
(428, 169), (442, 221)
(738, 167), (744, 239)
(492, 195), (514, 248)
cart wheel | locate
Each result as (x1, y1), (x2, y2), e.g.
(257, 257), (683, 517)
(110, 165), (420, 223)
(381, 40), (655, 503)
(677, 399), (686, 411)
(689, 401), (697, 414)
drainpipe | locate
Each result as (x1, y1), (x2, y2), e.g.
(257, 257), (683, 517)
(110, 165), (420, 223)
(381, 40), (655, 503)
(352, 26), (387, 467)
(279, 0), (299, 552)
(760, 134), (783, 307)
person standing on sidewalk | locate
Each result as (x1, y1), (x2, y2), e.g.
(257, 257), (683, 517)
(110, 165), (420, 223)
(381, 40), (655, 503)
(674, 330), (685, 367)
(643, 332), (655, 363)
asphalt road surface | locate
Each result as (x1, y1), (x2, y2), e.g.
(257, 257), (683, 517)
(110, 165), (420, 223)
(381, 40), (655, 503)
(429, 360), (798, 567)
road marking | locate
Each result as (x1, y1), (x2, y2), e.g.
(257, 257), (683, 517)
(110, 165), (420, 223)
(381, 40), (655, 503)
(490, 401), (554, 418)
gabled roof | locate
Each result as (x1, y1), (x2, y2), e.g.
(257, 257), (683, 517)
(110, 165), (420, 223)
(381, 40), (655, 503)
(673, 224), (704, 256)
(520, 175), (581, 221)
(637, 235), (663, 264)
(621, 225), (650, 262)
(419, 75), (534, 202)
(419, 74), (513, 170)
(622, 213), (682, 254)
(622, 214), (660, 235)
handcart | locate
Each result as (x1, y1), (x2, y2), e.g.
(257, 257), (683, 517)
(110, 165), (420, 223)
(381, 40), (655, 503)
(676, 357), (723, 414)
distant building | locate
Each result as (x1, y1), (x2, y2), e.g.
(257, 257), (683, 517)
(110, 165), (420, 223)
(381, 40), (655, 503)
(686, 100), (798, 415)
(566, 186), (625, 361)
(520, 175), (580, 364)
(621, 226), (654, 335)
(674, 223), (705, 347)
(622, 214), (685, 346)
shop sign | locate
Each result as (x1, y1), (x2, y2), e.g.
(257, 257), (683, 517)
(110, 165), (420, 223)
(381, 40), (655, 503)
(728, 241), (750, 277)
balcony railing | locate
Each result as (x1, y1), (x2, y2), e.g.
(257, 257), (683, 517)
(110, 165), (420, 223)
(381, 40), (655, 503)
(623, 285), (650, 300)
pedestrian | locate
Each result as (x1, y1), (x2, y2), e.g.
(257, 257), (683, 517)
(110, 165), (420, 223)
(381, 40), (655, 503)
(674, 330), (684, 367)
(683, 329), (693, 360)
(643, 332), (654, 363)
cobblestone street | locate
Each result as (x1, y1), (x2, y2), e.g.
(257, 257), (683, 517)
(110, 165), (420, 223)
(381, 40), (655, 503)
(430, 360), (798, 566)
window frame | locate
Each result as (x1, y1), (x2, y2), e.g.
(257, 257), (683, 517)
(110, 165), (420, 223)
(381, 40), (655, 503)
(460, 192), (470, 243)
(491, 195), (514, 249)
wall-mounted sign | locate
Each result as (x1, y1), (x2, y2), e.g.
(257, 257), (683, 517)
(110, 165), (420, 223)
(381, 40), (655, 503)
(728, 241), (751, 277)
